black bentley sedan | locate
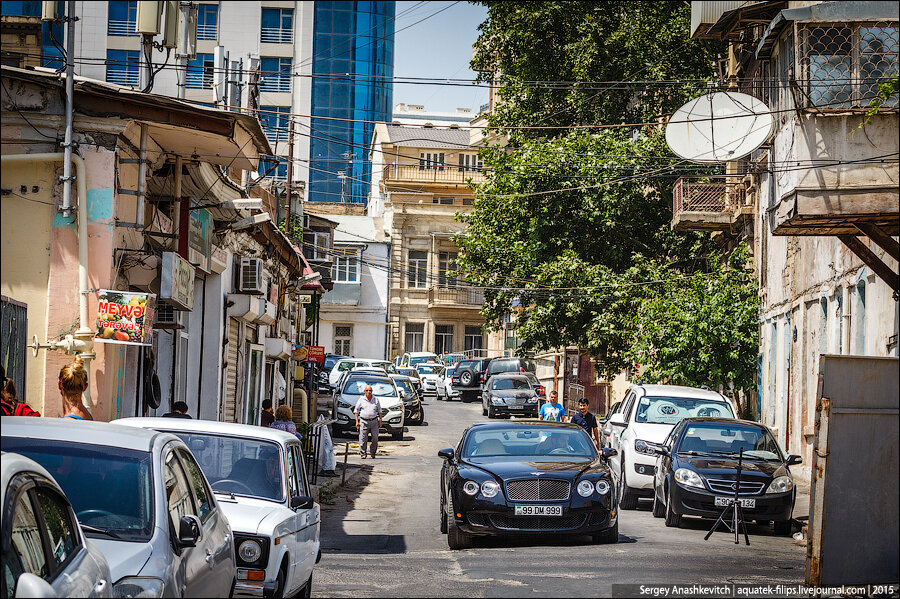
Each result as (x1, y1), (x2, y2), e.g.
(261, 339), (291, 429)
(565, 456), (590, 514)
(439, 421), (619, 549)
(651, 418), (801, 535)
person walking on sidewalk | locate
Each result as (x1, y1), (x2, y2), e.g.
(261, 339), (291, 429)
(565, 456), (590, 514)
(570, 398), (601, 450)
(354, 385), (382, 459)
(58, 356), (93, 420)
(539, 390), (566, 422)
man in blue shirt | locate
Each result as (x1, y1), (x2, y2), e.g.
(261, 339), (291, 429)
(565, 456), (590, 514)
(570, 398), (601, 450)
(539, 390), (566, 422)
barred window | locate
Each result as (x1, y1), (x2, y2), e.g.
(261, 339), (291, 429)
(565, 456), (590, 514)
(334, 325), (352, 356)
(800, 23), (899, 109)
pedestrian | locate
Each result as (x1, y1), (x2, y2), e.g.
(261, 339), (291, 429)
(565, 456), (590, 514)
(1, 366), (41, 417)
(260, 398), (275, 427)
(539, 390), (566, 422)
(354, 385), (382, 459)
(162, 401), (192, 418)
(58, 356), (93, 420)
(570, 398), (601, 450)
(269, 405), (302, 441)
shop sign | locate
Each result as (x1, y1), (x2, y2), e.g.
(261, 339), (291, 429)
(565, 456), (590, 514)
(95, 290), (156, 345)
(188, 208), (212, 273)
(292, 345), (308, 361)
(160, 251), (195, 310)
(291, 345), (324, 362)
(297, 294), (313, 304)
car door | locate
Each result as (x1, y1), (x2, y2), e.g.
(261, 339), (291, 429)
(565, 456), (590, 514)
(175, 447), (234, 597)
(163, 447), (209, 598)
(607, 392), (635, 475)
(289, 443), (319, 591)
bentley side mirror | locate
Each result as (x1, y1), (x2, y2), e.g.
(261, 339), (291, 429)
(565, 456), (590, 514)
(438, 448), (455, 460)
(601, 447), (617, 459)
(786, 454), (802, 466)
(291, 495), (314, 510)
(177, 515), (202, 547)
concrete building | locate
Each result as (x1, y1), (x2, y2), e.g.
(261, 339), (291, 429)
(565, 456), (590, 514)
(392, 103), (476, 127)
(683, 1), (899, 480)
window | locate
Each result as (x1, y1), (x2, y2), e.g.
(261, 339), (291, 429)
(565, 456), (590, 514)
(465, 325), (483, 351)
(419, 152), (445, 170)
(260, 57), (292, 92)
(3, 489), (49, 594)
(333, 248), (359, 282)
(174, 328), (189, 408)
(438, 251), (457, 287)
(163, 451), (196, 531)
(261, 8), (294, 43)
(196, 4), (218, 40)
(107, 0), (138, 36)
(186, 53), (214, 89)
(303, 231), (331, 261)
(290, 445), (309, 496)
(286, 446), (301, 498)
(176, 449), (213, 523)
(854, 279), (867, 354)
(405, 323), (424, 353)
(259, 106), (290, 142)
(800, 23), (899, 109)
(258, 157), (287, 181)
(458, 153), (483, 172)
(33, 487), (78, 571)
(408, 250), (428, 288)
(106, 50), (140, 87)
(334, 325), (352, 356)
(433, 197), (454, 205)
(435, 324), (454, 354)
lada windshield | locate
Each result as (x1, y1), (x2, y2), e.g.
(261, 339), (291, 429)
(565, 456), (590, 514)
(463, 427), (596, 458)
(634, 396), (734, 425)
(169, 432), (285, 501)
(4, 438), (154, 541)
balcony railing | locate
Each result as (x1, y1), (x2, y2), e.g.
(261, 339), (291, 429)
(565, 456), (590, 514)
(106, 69), (139, 87)
(261, 27), (293, 44)
(260, 76), (291, 93)
(428, 286), (484, 307)
(197, 24), (217, 40)
(383, 164), (485, 185)
(672, 177), (746, 232)
(107, 19), (138, 36)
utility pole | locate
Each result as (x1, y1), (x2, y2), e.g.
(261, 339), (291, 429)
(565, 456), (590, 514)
(285, 119), (294, 234)
(176, 1), (190, 99)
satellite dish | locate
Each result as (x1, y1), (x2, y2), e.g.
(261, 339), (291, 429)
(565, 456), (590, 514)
(666, 92), (774, 163)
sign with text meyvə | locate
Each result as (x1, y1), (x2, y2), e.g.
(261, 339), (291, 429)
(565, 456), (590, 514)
(95, 290), (156, 345)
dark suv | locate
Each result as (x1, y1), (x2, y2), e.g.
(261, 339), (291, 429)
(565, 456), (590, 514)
(451, 358), (492, 403)
(483, 357), (537, 384)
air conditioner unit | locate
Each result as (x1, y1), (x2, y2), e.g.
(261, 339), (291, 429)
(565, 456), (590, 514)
(155, 302), (183, 329)
(239, 257), (264, 294)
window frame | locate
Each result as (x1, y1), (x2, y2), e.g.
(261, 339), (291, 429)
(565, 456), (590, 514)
(404, 323), (424, 353)
(332, 247), (360, 283)
(162, 447), (198, 533)
(174, 447), (215, 525)
(334, 324), (352, 356)
(196, 3), (218, 41)
(435, 324), (454, 354)
(107, 0), (138, 37)
(407, 250), (428, 288)
(105, 49), (140, 87)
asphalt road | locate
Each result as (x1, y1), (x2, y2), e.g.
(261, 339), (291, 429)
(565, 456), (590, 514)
(312, 396), (806, 597)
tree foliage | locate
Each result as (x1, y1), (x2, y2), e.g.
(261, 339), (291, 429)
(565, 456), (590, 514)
(456, 1), (759, 390)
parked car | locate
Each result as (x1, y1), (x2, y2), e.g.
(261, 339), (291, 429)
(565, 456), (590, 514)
(400, 352), (438, 368)
(481, 373), (540, 419)
(2, 418), (236, 598)
(2, 451), (112, 598)
(451, 358), (492, 403)
(438, 421), (619, 549)
(116, 418), (321, 597)
(333, 367), (397, 398)
(521, 372), (547, 402)
(318, 354), (347, 394)
(333, 372), (405, 440)
(650, 418), (800, 535)
(598, 401), (621, 448)
(328, 358), (396, 390)
(435, 365), (460, 401)
(390, 374), (425, 425)
(482, 357), (537, 385)
(604, 384), (738, 510)
(415, 363), (445, 397)
(395, 367), (424, 397)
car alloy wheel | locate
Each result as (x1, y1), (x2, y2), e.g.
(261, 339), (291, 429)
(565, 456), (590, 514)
(447, 513), (473, 550)
(487, 404), (496, 419)
(618, 462), (638, 510)
(664, 488), (682, 528)
(591, 517), (619, 544)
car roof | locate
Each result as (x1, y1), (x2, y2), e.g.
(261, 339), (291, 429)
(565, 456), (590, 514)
(114, 417), (301, 444)
(632, 384), (727, 400)
(489, 372), (530, 379)
(406, 352), (436, 356)
(466, 420), (582, 432)
(1, 452), (63, 501)
(679, 417), (768, 429)
(1, 417), (168, 452)
(345, 372), (393, 381)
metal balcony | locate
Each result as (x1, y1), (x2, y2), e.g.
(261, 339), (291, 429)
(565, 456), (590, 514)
(261, 27), (293, 44)
(671, 177), (746, 232)
(383, 164), (485, 186)
(107, 20), (138, 36)
(427, 286), (484, 309)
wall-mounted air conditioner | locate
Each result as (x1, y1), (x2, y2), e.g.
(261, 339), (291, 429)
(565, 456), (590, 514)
(155, 302), (183, 329)
(238, 257), (264, 294)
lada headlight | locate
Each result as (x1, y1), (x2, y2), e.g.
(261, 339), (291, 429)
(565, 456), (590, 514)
(238, 539), (262, 563)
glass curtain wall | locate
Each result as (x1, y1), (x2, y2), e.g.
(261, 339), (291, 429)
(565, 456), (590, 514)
(309, 1), (395, 204)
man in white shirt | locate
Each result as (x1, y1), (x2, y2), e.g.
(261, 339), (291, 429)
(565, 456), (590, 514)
(354, 385), (383, 459)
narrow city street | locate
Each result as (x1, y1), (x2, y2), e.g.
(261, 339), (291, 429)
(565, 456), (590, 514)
(312, 398), (807, 597)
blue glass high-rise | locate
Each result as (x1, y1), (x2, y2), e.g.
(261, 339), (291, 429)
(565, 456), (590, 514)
(308, 1), (394, 204)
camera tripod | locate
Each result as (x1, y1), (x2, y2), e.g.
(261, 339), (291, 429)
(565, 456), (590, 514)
(704, 447), (750, 545)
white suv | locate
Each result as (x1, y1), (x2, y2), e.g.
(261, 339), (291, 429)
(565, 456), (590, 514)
(605, 384), (738, 510)
(328, 358), (395, 390)
(333, 373), (406, 440)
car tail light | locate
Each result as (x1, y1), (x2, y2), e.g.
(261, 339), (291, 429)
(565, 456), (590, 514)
(479, 373), (484, 383)
(520, 367), (524, 372)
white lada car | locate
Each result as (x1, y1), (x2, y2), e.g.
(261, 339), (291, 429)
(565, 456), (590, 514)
(117, 418), (320, 598)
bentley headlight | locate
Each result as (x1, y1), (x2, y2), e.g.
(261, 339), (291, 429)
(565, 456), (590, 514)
(238, 539), (262, 563)
(577, 480), (595, 497)
(674, 468), (704, 489)
(462, 481), (480, 496)
(480, 480), (501, 498)
(595, 480), (610, 495)
(766, 475), (794, 494)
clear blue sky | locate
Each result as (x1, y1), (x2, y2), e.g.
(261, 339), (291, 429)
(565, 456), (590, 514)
(392, 1), (489, 114)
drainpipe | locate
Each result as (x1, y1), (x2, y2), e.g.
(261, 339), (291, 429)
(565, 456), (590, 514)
(3, 152), (94, 410)
(841, 283), (851, 355)
(59, 0), (76, 217)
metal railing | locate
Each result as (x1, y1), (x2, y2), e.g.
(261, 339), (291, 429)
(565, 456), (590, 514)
(672, 177), (745, 215)
(428, 286), (484, 306)
(185, 70), (212, 89)
(196, 23), (217, 40)
(261, 27), (293, 44)
(383, 164), (485, 185)
(106, 69), (139, 87)
(107, 19), (137, 36)
(260, 76), (291, 93)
